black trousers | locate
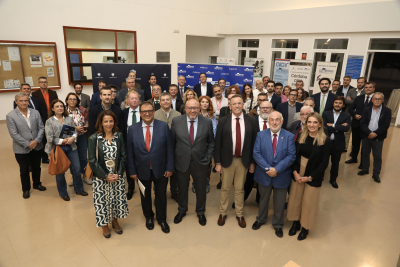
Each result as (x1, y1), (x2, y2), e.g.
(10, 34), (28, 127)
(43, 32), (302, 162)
(362, 138), (384, 176)
(126, 165), (136, 191)
(169, 172), (178, 194)
(350, 126), (362, 159)
(15, 150), (42, 192)
(139, 170), (168, 223)
(176, 161), (208, 215)
(330, 140), (343, 182)
(243, 172), (260, 203)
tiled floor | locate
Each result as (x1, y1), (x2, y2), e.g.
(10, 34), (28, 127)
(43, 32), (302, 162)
(0, 123), (399, 267)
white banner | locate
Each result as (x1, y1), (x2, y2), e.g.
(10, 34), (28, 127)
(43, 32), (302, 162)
(287, 60), (313, 92)
(273, 59), (290, 86)
(313, 62), (338, 91)
(244, 58), (264, 78)
(217, 57), (235, 65)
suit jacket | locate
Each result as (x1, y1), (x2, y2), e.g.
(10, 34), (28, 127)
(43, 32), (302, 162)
(149, 98), (161, 111)
(276, 102), (303, 129)
(127, 119), (174, 180)
(6, 108), (45, 154)
(171, 114), (214, 172)
(219, 106), (246, 118)
(311, 92), (336, 114)
(143, 88), (152, 101)
(345, 88), (364, 111)
(80, 93), (91, 111)
(337, 85), (355, 97)
(90, 92), (101, 108)
(292, 112), (301, 122)
(121, 81), (142, 90)
(331, 90), (344, 96)
(88, 103), (123, 135)
(322, 110), (351, 150)
(13, 96), (46, 125)
(193, 83), (213, 98)
(120, 107), (142, 144)
(349, 94), (374, 128)
(211, 97), (228, 119)
(154, 108), (181, 129)
(117, 88), (145, 105)
(360, 105), (391, 141)
(290, 120), (302, 136)
(177, 86), (189, 99)
(214, 113), (258, 169)
(31, 89), (58, 118)
(253, 129), (296, 188)
(269, 93), (282, 110)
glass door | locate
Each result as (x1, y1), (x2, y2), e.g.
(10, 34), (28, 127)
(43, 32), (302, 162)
(270, 51), (282, 77)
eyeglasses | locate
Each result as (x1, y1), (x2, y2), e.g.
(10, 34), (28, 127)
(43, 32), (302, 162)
(111, 91), (117, 93)
(289, 94), (298, 97)
(152, 89), (161, 92)
(372, 98), (383, 101)
(300, 113), (310, 116)
(186, 107), (199, 111)
(260, 107), (272, 110)
(140, 110), (154, 114)
(39, 81), (48, 84)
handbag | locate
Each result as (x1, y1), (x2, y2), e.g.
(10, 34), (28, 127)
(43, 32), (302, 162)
(48, 146), (71, 175)
(85, 136), (98, 180)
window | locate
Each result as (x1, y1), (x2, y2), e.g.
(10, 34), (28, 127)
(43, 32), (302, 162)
(272, 39), (298, 49)
(237, 39), (259, 65)
(369, 38), (400, 50)
(238, 39), (259, 48)
(63, 26), (137, 84)
(270, 39), (299, 77)
(314, 39), (348, 49)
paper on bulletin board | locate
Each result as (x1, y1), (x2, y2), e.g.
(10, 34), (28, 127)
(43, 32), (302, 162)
(47, 67), (55, 77)
(4, 79), (13, 89)
(25, 77), (34, 86)
(2, 60), (12, 71)
(13, 79), (20, 88)
(0, 59), (1, 66)
(8, 47), (20, 61)
(30, 54), (42, 67)
(42, 52), (54, 66)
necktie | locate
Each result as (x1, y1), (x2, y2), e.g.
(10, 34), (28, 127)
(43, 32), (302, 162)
(272, 134), (277, 157)
(364, 96), (370, 107)
(180, 88), (184, 98)
(294, 124), (302, 142)
(235, 118), (241, 157)
(132, 110), (136, 125)
(263, 120), (268, 130)
(145, 126), (151, 152)
(320, 94), (326, 115)
(189, 121), (194, 144)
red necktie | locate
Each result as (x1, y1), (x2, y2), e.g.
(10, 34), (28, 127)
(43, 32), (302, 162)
(263, 120), (268, 130)
(272, 133), (277, 157)
(294, 124), (302, 142)
(145, 126), (151, 152)
(235, 118), (241, 157)
(189, 121), (194, 144)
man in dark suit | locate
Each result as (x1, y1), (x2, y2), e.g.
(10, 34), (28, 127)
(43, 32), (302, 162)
(322, 96), (351, 189)
(14, 83), (46, 125)
(148, 84), (162, 111)
(120, 90), (142, 199)
(31, 76), (58, 163)
(276, 89), (302, 130)
(193, 73), (213, 98)
(337, 76), (354, 98)
(359, 91), (391, 183)
(311, 78), (336, 115)
(331, 80), (344, 96)
(295, 80), (309, 97)
(120, 70), (142, 90)
(265, 81), (281, 109)
(177, 75), (189, 99)
(169, 84), (183, 113)
(248, 93), (268, 117)
(171, 99), (214, 226)
(290, 106), (314, 141)
(127, 102), (174, 233)
(215, 95), (258, 228)
(143, 74), (157, 101)
(117, 77), (145, 105)
(252, 111), (296, 237)
(90, 80), (107, 107)
(346, 82), (375, 165)
(88, 87), (122, 135)
(73, 83), (90, 111)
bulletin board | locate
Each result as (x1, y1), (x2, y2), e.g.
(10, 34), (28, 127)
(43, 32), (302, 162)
(0, 41), (61, 93)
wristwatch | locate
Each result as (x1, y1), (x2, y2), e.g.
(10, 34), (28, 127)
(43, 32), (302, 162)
(308, 176), (312, 182)
(266, 167), (270, 171)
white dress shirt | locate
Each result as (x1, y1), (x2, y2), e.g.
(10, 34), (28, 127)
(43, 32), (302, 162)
(142, 120), (154, 149)
(17, 107), (31, 129)
(357, 88), (364, 96)
(201, 83), (207, 96)
(342, 86), (350, 98)
(330, 110), (341, 140)
(232, 113), (245, 155)
(171, 97), (177, 110)
(127, 106), (140, 131)
(258, 115), (269, 131)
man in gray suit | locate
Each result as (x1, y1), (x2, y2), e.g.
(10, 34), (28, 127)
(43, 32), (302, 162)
(118, 77), (145, 106)
(74, 83), (90, 111)
(6, 93), (46, 199)
(171, 99), (214, 226)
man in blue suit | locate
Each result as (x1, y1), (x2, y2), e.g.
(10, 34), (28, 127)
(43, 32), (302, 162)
(126, 102), (174, 234)
(251, 111), (296, 238)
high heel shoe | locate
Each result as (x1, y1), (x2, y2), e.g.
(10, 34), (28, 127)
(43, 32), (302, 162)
(112, 221), (123, 235)
(102, 226), (111, 238)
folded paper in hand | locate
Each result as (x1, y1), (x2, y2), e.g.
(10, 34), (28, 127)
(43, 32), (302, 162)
(138, 179), (146, 196)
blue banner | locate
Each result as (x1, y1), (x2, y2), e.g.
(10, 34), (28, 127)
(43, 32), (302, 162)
(345, 55), (364, 80)
(177, 63), (254, 93)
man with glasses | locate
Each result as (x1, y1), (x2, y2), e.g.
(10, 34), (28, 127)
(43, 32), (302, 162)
(121, 69), (142, 90)
(149, 84), (162, 111)
(249, 93), (268, 117)
(118, 77), (145, 107)
(32, 76), (58, 163)
(292, 97), (315, 122)
(73, 83), (90, 111)
(276, 89), (303, 130)
(290, 105), (314, 142)
(359, 91), (391, 183)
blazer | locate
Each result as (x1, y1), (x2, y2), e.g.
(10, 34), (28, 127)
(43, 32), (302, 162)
(44, 116), (77, 154)
(292, 112), (301, 122)
(177, 86), (189, 99)
(154, 108), (181, 129)
(90, 92), (101, 108)
(171, 114), (214, 172)
(290, 120), (302, 136)
(80, 93), (91, 111)
(13, 96), (46, 125)
(193, 83), (213, 98)
(117, 88), (145, 105)
(31, 89), (58, 118)
(149, 98), (161, 111)
(88, 132), (126, 180)
(275, 102), (303, 129)
(311, 92), (336, 113)
(331, 91), (344, 96)
(360, 105), (391, 141)
(291, 136), (331, 187)
(211, 96), (228, 119)
(269, 93), (282, 110)
(345, 88), (364, 110)
(121, 81), (142, 90)
(88, 103), (123, 135)
(337, 85), (355, 97)
(214, 113), (258, 169)
(172, 98), (183, 112)
(349, 94), (374, 128)
(127, 120), (174, 180)
(143, 88), (152, 101)
(322, 110), (351, 150)
(119, 107), (142, 144)
(6, 108), (45, 154)
(253, 129), (296, 188)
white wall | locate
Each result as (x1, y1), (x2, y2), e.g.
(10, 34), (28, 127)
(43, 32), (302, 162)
(186, 36), (224, 64)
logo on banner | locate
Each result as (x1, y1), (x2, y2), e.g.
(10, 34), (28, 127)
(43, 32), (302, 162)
(186, 65), (194, 69)
(200, 66), (208, 69)
(243, 78), (252, 82)
(178, 70), (186, 73)
(136, 78), (141, 80)
(206, 71), (214, 75)
(318, 68), (334, 74)
(187, 85), (194, 89)
(162, 73), (169, 78)
(229, 68), (237, 71)
(244, 68), (252, 72)
(276, 62), (290, 68)
(97, 73), (103, 78)
(109, 73), (117, 78)
(235, 73), (244, 77)
(193, 71), (200, 74)
(235, 83), (243, 87)
(221, 73), (229, 75)
(214, 66), (223, 70)
(186, 75), (194, 79)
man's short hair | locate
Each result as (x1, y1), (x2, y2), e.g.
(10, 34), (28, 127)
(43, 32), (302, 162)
(357, 77), (367, 83)
(218, 78), (226, 83)
(98, 79), (107, 85)
(260, 100), (272, 107)
(73, 83), (83, 89)
(15, 92), (28, 101)
(149, 74), (157, 80)
(275, 82), (283, 88)
(300, 105), (314, 113)
(304, 97), (315, 103)
(126, 77), (135, 82)
(318, 78), (331, 85)
(333, 79), (341, 84)
(289, 89), (298, 95)
(20, 83), (31, 89)
(38, 76), (47, 81)
(374, 92), (384, 98)
(343, 75), (351, 80)
(140, 101), (154, 111)
(169, 84), (178, 90)
(366, 81), (376, 88)
(296, 80), (304, 85)
(108, 84), (118, 90)
(199, 72), (207, 78)
(230, 94), (243, 103)
(266, 80), (275, 87)
(213, 84), (221, 90)
(160, 92), (172, 100)
(100, 86), (112, 94)
(334, 96), (345, 104)
(129, 69), (136, 74)
(262, 76), (269, 80)
(258, 92), (268, 99)
(178, 75), (185, 79)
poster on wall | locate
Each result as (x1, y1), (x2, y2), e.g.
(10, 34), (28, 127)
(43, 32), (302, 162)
(344, 55), (364, 80)
(42, 52), (54, 66)
(217, 57), (236, 65)
(313, 62), (338, 87)
(30, 54), (42, 67)
(287, 60), (313, 92)
(244, 58), (264, 79)
(272, 59), (290, 86)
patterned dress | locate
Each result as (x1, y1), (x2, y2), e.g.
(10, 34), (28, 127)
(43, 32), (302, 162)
(92, 133), (129, 227)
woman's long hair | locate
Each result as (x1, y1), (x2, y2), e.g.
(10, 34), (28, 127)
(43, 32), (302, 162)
(241, 83), (253, 101)
(95, 110), (119, 136)
(198, 95), (215, 119)
(298, 112), (326, 146)
(183, 89), (198, 104)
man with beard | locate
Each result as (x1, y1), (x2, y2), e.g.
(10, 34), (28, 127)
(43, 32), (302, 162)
(345, 77), (366, 112)
(73, 83), (90, 111)
(248, 93), (268, 117)
(338, 75), (354, 99)
(311, 78), (336, 115)
(275, 82), (287, 102)
(322, 96), (351, 188)
(211, 84), (228, 120)
(218, 78), (227, 97)
(143, 74), (158, 101)
(265, 81), (282, 110)
(331, 80), (344, 96)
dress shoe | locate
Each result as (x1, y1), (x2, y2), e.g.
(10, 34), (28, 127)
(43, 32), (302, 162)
(288, 220), (301, 236)
(275, 228), (283, 238)
(372, 174), (381, 183)
(171, 193), (179, 202)
(297, 227), (309, 241)
(236, 216), (246, 228)
(33, 185), (47, 191)
(174, 212), (186, 224)
(345, 158), (357, 164)
(159, 221), (170, 233)
(216, 181), (222, 189)
(217, 214), (227, 226)
(358, 165), (363, 170)
(232, 202), (235, 209)
(42, 158), (50, 164)
(198, 215), (207, 226)
(127, 189), (134, 200)
(358, 170), (369, 176)
(76, 191), (88, 196)
(61, 196), (70, 201)
(23, 191), (30, 199)
(146, 218), (154, 230)
(252, 221), (263, 230)
(329, 180), (338, 189)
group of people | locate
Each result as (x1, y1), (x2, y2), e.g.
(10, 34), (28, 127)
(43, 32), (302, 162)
(6, 71), (391, 241)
